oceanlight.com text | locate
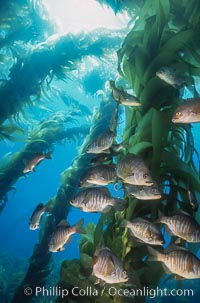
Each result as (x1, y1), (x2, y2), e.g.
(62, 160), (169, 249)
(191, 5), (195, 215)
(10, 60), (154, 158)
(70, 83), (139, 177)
(24, 286), (194, 299)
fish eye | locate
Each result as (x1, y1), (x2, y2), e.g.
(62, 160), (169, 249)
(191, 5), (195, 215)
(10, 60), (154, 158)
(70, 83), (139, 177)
(151, 188), (157, 193)
(143, 174), (148, 179)
(176, 111), (182, 116)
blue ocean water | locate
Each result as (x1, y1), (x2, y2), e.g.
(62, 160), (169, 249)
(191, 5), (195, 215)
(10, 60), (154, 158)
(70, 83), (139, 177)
(1, 1), (200, 303)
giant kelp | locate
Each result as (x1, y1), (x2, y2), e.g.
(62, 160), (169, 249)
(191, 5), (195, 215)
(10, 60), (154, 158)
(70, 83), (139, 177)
(0, 28), (122, 128)
(115, 0), (200, 290)
(3, 0), (200, 303)
(58, 0), (200, 302)
(0, 111), (89, 213)
(11, 97), (118, 303)
(0, 0), (55, 49)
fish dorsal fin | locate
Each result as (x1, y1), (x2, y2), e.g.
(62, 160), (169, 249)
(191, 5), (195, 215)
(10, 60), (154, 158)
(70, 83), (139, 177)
(35, 203), (44, 211)
(99, 187), (111, 196)
(57, 220), (69, 227)
(132, 217), (149, 224)
(173, 209), (192, 217)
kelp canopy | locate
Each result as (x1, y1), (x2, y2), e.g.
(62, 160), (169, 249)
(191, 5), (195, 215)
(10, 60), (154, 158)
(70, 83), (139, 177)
(0, 0), (200, 303)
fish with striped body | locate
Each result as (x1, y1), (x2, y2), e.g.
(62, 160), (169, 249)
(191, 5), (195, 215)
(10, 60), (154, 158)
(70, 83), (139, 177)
(116, 153), (153, 186)
(29, 201), (51, 230)
(123, 218), (164, 245)
(109, 80), (141, 106)
(70, 187), (125, 213)
(156, 67), (185, 88)
(79, 164), (117, 187)
(148, 246), (200, 279)
(158, 211), (200, 242)
(125, 183), (161, 200)
(172, 98), (200, 123)
(86, 130), (115, 154)
(48, 218), (84, 252)
(92, 247), (128, 284)
(23, 151), (52, 173)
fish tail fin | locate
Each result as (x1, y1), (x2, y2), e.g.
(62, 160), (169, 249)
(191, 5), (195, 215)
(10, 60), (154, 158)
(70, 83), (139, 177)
(44, 199), (53, 212)
(74, 218), (85, 234)
(113, 198), (127, 211)
(45, 151), (52, 159)
(147, 246), (162, 262)
(120, 219), (129, 228)
(155, 209), (166, 223)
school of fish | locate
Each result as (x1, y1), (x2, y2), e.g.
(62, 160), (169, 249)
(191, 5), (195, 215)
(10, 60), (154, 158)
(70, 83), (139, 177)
(28, 77), (200, 284)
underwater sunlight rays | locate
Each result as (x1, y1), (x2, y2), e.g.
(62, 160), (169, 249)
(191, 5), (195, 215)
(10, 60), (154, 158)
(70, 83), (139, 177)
(42, 0), (130, 33)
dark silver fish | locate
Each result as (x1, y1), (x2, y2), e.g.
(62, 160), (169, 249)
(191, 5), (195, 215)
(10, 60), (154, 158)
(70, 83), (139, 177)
(148, 246), (200, 279)
(23, 151), (52, 173)
(116, 153), (153, 186)
(123, 218), (164, 245)
(158, 211), (200, 242)
(29, 202), (51, 230)
(156, 67), (185, 88)
(70, 187), (125, 213)
(48, 219), (84, 252)
(172, 98), (200, 123)
(92, 247), (128, 284)
(79, 164), (117, 187)
(86, 130), (115, 154)
(109, 80), (141, 106)
(125, 183), (161, 200)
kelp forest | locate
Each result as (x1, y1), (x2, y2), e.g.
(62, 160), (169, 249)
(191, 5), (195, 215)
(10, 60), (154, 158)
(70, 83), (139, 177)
(0, 0), (200, 303)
